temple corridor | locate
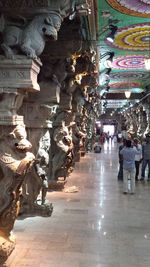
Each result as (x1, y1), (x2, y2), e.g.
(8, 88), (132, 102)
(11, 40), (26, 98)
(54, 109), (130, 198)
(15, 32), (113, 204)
(6, 141), (150, 267)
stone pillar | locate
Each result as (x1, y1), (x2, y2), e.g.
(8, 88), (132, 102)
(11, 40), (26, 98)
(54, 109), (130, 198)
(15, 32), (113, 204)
(72, 87), (87, 160)
(0, 56), (40, 264)
(47, 57), (76, 188)
(143, 100), (150, 136)
(137, 106), (143, 137)
(137, 105), (147, 137)
(131, 108), (138, 135)
(50, 110), (74, 188)
(145, 110), (150, 136)
(85, 90), (101, 152)
(19, 74), (60, 216)
(0, 56), (41, 124)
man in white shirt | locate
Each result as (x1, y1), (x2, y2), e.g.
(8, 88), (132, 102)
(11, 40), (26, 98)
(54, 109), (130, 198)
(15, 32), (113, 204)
(120, 140), (141, 194)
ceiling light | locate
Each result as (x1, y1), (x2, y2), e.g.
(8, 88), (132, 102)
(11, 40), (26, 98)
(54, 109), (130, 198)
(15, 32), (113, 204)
(106, 25), (118, 43)
(101, 52), (115, 68)
(106, 35), (114, 43)
(101, 11), (111, 18)
(105, 68), (112, 75)
(105, 60), (112, 68)
(125, 91), (131, 99)
(108, 19), (120, 24)
(97, 19), (119, 37)
(106, 86), (110, 92)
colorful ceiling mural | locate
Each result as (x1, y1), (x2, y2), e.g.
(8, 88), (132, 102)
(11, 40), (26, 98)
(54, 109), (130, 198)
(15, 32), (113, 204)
(107, 23), (150, 51)
(106, 0), (150, 18)
(109, 82), (142, 88)
(112, 55), (149, 69)
(97, 0), (150, 111)
(110, 72), (150, 80)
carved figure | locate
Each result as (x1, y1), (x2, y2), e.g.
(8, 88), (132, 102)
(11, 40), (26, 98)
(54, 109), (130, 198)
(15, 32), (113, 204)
(145, 110), (150, 136)
(137, 107), (147, 137)
(22, 130), (51, 210)
(0, 12), (62, 59)
(51, 123), (73, 180)
(130, 109), (138, 134)
(35, 147), (49, 205)
(0, 124), (35, 263)
(81, 74), (98, 88)
(72, 122), (86, 159)
(75, 54), (95, 74)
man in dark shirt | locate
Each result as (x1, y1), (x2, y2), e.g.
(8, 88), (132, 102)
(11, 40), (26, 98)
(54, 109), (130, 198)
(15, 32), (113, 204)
(117, 139), (126, 181)
(140, 134), (150, 181)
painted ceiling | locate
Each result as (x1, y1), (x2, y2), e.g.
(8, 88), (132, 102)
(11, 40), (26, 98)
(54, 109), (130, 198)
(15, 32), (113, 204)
(97, 0), (150, 111)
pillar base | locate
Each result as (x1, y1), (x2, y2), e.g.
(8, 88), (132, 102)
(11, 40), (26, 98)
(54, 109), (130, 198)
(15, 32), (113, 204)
(19, 202), (53, 217)
(0, 234), (15, 265)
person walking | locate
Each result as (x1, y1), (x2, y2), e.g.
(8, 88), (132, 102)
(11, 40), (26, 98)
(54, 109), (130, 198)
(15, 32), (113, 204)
(117, 139), (126, 181)
(120, 139), (141, 194)
(133, 138), (142, 181)
(140, 134), (150, 181)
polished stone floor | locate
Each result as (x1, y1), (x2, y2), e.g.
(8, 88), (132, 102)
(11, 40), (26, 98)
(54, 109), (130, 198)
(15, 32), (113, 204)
(5, 141), (150, 267)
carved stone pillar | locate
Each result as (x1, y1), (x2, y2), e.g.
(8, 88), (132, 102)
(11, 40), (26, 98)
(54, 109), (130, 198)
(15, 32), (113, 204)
(143, 100), (150, 136)
(145, 110), (150, 136)
(50, 109), (74, 187)
(0, 56), (40, 264)
(46, 56), (77, 188)
(137, 106), (143, 137)
(0, 56), (41, 124)
(72, 87), (86, 160)
(19, 74), (60, 216)
(72, 49), (98, 157)
(137, 105), (147, 137)
(85, 91), (100, 152)
(131, 108), (138, 135)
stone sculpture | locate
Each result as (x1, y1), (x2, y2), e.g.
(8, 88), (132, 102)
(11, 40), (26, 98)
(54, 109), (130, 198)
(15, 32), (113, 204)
(21, 130), (53, 216)
(137, 106), (147, 137)
(142, 101), (150, 136)
(0, 12), (62, 59)
(0, 124), (35, 264)
(145, 109), (150, 136)
(51, 120), (73, 181)
(130, 108), (138, 134)
(72, 121), (86, 160)
(35, 131), (50, 205)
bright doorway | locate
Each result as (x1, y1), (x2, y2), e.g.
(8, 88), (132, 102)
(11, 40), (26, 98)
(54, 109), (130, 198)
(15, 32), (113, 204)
(103, 125), (115, 136)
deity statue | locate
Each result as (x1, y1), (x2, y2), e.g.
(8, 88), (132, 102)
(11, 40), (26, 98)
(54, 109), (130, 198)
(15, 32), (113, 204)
(20, 130), (53, 216)
(0, 124), (35, 263)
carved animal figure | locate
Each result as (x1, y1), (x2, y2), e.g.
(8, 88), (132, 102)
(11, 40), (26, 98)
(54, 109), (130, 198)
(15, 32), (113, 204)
(0, 125), (35, 237)
(0, 12), (62, 59)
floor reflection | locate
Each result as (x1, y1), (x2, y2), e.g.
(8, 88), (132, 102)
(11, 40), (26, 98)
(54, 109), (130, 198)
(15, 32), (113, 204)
(6, 141), (150, 267)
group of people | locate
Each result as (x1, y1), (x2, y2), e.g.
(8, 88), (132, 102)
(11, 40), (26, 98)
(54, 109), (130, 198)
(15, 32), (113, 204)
(117, 134), (150, 194)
